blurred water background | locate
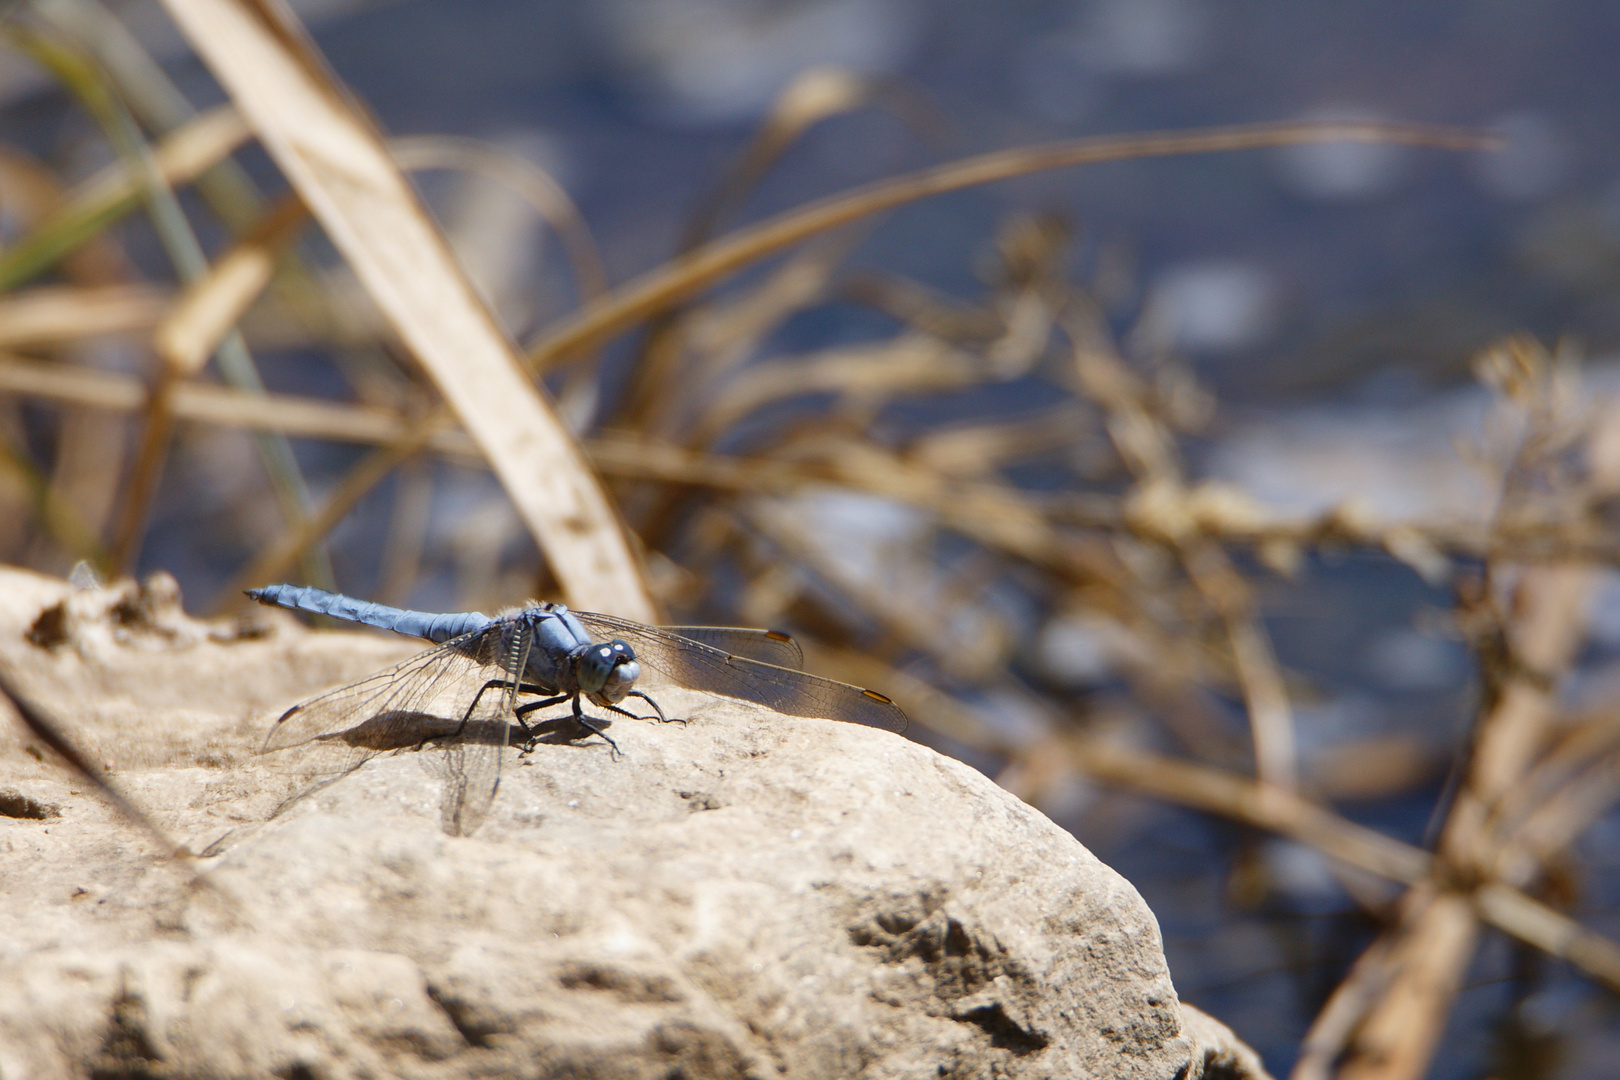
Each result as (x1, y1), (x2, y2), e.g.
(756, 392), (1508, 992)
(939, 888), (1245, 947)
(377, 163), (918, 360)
(4, 2), (1620, 1077)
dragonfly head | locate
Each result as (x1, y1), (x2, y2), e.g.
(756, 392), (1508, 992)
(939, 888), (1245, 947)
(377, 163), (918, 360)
(576, 640), (640, 705)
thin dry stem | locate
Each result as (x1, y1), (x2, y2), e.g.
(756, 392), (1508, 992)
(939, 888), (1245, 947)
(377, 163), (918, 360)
(525, 121), (1495, 371)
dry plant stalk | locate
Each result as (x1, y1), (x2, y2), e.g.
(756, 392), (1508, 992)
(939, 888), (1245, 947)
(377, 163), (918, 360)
(155, 0), (655, 620)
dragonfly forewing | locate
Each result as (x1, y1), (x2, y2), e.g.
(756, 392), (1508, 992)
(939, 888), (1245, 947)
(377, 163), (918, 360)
(656, 627), (804, 669)
(573, 614), (908, 734)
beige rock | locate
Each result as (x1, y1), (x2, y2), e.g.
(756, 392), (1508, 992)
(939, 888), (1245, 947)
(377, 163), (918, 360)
(0, 566), (1268, 1079)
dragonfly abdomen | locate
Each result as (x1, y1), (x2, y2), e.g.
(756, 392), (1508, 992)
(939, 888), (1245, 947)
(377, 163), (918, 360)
(246, 584), (491, 643)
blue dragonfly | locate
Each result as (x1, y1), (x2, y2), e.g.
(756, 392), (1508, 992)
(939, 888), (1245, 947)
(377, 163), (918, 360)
(247, 585), (907, 834)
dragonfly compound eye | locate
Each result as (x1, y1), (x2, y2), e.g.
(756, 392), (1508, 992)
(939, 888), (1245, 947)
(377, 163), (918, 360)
(577, 640), (638, 701)
(598, 657), (640, 704)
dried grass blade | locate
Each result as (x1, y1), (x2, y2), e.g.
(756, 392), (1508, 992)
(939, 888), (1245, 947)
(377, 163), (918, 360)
(0, 429), (102, 559)
(622, 230), (864, 434)
(1498, 747), (1620, 880)
(0, 284), (170, 347)
(156, 0), (654, 619)
(1289, 938), (1398, 1080)
(526, 120), (1496, 370)
(1181, 543), (1297, 789)
(1339, 563), (1596, 1078)
(33, 0), (267, 231)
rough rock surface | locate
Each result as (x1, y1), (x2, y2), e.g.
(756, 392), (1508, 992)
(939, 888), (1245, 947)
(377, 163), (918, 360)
(0, 566), (1268, 1079)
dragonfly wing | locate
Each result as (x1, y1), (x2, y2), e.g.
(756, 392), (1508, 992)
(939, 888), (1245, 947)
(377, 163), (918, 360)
(261, 630), (499, 752)
(574, 613), (908, 734)
(439, 722), (504, 836)
(657, 626), (804, 669)
(435, 618), (537, 836)
(260, 625), (518, 825)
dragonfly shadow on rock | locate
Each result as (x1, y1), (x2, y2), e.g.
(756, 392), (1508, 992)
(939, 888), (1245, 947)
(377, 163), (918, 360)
(266, 703), (632, 835)
(307, 709), (616, 754)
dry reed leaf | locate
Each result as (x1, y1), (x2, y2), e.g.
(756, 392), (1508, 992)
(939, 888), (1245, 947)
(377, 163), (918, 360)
(744, 499), (1007, 680)
(1056, 729), (1620, 992)
(842, 272), (1003, 341)
(1177, 542), (1298, 790)
(614, 67), (895, 434)
(0, 352), (1091, 540)
(682, 233), (860, 385)
(0, 435), (102, 560)
(0, 284), (170, 347)
(0, 149), (73, 228)
(1490, 709), (1620, 839)
(0, 149), (139, 562)
(156, 0), (653, 620)
(33, 0), (267, 232)
(1334, 572), (1597, 1074)
(811, 439), (1064, 567)
(1223, 615), (1296, 789)
(526, 120), (1495, 371)
(1065, 317), (1301, 791)
(1304, 735), (1439, 801)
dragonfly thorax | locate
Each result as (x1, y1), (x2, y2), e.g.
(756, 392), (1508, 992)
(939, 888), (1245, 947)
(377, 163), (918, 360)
(574, 640), (640, 705)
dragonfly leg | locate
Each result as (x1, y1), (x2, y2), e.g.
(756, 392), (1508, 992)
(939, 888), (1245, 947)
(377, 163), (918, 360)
(514, 693), (572, 749)
(572, 697), (623, 760)
(456, 680), (557, 731)
(624, 689), (684, 726)
(447, 679), (561, 748)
